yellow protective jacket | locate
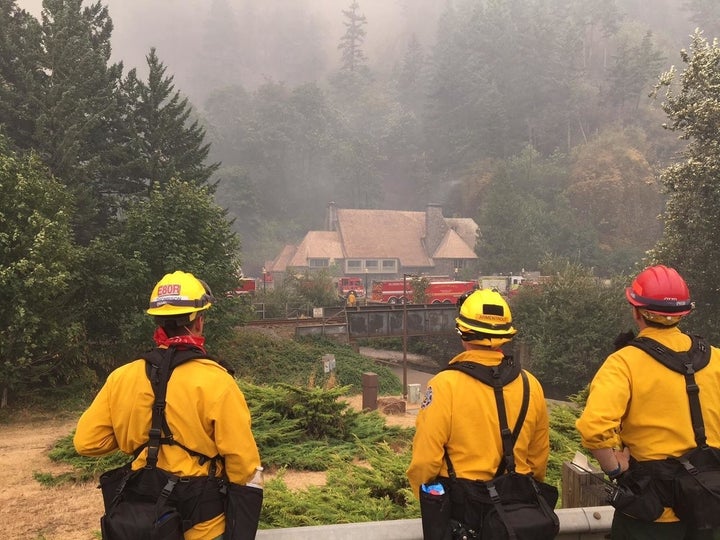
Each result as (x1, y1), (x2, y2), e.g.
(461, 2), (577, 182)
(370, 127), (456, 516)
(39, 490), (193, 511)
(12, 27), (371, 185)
(74, 353), (261, 540)
(406, 349), (550, 498)
(576, 325), (720, 522)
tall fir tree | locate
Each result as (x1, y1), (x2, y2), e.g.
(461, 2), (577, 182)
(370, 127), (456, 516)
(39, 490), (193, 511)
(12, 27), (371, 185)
(35, 0), (129, 243)
(124, 48), (219, 193)
(332, 0), (370, 93)
(0, 0), (44, 151)
(338, 0), (368, 74)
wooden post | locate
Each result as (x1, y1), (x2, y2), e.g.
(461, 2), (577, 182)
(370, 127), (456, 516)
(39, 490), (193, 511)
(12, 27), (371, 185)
(561, 461), (609, 508)
(362, 372), (378, 411)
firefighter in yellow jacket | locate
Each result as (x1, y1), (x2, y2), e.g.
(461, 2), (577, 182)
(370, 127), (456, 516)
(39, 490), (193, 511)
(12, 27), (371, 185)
(576, 264), (720, 539)
(74, 271), (261, 540)
(406, 289), (550, 499)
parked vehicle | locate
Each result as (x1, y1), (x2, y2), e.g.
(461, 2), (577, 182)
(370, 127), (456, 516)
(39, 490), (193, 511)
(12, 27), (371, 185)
(232, 277), (258, 296)
(479, 275), (525, 295)
(336, 276), (366, 298)
(371, 278), (476, 304)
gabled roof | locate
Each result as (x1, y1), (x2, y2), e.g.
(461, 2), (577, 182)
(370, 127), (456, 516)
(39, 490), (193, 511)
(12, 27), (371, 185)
(445, 217), (478, 252)
(433, 228), (478, 259)
(266, 244), (296, 273)
(336, 209), (433, 266)
(268, 206), (479, 272)
(287, 231), (344, 267)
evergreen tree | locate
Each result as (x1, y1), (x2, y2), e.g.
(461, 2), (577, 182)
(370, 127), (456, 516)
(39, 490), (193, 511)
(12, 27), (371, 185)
(35, 0), (129, 243)
(605, 31), (666, 118)
(0, 0), (43, 150)
(338, 0), (368, 75)
(124, 48), (219, 192)
(80, 178), (242, 363)
(651, 30), (720, 341)
(396, 33), (426, 114)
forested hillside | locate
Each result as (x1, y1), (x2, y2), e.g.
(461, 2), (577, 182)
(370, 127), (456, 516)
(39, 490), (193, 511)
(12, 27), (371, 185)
(4, 0), (720, 403)
(89, 0), (709, 279)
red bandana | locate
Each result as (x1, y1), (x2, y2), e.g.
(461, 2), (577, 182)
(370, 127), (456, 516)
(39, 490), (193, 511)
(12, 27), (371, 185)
(153, 327), (206, 353)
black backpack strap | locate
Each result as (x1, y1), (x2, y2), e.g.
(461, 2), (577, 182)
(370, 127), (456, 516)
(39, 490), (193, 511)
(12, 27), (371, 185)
(493, 370), (530, 476)
(145, 347), (174, 469)
(628, 335), (711, 448)
(443, 359), (530, 479)
(141, 347), (220, 466)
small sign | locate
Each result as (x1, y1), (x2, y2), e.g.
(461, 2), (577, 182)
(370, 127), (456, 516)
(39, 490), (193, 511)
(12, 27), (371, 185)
(322, 354), (336, 373)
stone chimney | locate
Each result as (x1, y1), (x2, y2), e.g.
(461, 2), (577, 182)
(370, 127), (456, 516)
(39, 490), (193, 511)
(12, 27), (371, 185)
(424, 203), (448, 256)
(326, 201), (338, 231)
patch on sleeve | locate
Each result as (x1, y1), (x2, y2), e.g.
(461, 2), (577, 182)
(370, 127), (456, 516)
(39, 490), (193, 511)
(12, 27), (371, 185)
(421, 386), (433, 409)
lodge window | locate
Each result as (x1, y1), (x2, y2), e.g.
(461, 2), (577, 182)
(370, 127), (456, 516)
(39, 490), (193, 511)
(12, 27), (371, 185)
(365, 260), (379, 271)
(346, 260), (362, 271)
(308, 258), (329, 268)
(382, 259), (397, 272)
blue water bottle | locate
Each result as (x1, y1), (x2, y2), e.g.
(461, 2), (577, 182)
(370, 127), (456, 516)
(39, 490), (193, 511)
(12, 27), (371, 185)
(421, 482), (445, 496)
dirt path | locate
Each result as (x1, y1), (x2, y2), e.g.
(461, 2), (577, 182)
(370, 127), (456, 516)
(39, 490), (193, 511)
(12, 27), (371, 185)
(0, 394), (418, 540)
(0, 415), (102, 540)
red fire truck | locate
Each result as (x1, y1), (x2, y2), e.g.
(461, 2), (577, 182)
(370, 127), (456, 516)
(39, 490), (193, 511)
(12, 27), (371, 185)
(371, 278), (476, 304)
(232, 277), (257, 296)
(336, 276), (366, 298)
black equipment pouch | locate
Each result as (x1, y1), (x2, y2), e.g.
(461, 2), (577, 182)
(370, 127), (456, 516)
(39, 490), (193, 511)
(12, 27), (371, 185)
(479, 473), (558, 540)
(672, 446), (720, 529)
(608, 464), (665, 522)
(224, 482), (264, 540)
(419, 477), (453, 540)
(442, 473), (558, 540)
(100, 467), (184, 540)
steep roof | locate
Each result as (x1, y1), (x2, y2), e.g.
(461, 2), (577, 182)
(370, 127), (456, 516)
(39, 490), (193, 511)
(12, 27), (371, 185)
(287, 231), (344, 267)
(336, 209), (433, 266)
(445, 217), (478, 251)
(433, 228), (478, 259)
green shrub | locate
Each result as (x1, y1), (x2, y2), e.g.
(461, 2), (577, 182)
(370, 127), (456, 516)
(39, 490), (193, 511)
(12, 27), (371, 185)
(220, 331), (402, 394)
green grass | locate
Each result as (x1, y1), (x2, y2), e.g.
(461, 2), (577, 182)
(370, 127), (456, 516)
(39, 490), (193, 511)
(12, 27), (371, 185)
(30, 330), (588, 527)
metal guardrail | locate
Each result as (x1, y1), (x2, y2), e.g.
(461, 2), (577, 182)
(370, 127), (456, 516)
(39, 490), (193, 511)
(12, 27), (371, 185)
(256, 506), (615, 539)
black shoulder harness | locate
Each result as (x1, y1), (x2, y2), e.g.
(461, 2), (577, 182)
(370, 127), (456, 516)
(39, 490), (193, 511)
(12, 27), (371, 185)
(628, 335), (712, 447)
(444, 356), (522, 387)
(136, 346), (233, 467)
(628, 335), (710, 374)
(443, 356), (530, 477)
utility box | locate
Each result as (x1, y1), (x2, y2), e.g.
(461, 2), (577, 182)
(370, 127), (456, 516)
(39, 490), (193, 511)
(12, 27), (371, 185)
(362, 372), (378, 411)
(407, 383), (421, 404)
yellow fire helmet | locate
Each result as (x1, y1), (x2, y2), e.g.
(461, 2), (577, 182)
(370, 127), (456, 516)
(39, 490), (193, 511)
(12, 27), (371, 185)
(147, 270), (214, 318)
(456, 289), (517, 347)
